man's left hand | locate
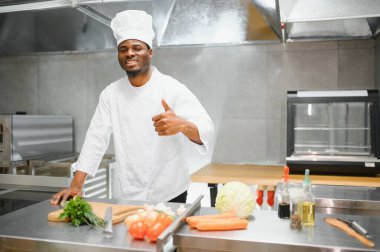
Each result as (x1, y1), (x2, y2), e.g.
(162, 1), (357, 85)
(152, 99), (185, 136)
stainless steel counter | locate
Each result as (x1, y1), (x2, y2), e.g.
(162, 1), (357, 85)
(0, 199), (179, 252)
(1, 191), (379, 252)
(173, 208), (380, 252)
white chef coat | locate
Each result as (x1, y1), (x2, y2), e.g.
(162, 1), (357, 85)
(72, 67), (214, 202)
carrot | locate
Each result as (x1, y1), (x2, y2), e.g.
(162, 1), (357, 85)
(195, 219), (248, 231)
(186, 213), (235, 223)
(187, 217), (241, 229)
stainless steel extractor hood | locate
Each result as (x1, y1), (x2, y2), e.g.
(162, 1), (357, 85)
(251, 0), (380, 42)
(71, 0), (281, 46)
(1, 0), (379, 54)
(0, 0), (280, 55)
(0, 0), (175, 55)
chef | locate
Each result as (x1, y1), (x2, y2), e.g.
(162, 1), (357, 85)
(51, 10), (214, 205)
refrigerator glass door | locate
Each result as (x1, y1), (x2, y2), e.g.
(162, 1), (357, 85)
(294, 102), (371, 156)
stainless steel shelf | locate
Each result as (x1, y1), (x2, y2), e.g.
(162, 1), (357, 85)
(295, 127), (370, 131)
(295, 144), (370, 149)
(287, 155), (380, 163)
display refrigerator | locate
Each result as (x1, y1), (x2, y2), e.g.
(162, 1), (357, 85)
(286, 90), (380, 175)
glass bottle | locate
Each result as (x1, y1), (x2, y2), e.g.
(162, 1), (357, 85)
(301, 169), (315, 226)
(267, 185), (276, 210)
(290, 184), (303, 230)
(278, 166), (290, 219)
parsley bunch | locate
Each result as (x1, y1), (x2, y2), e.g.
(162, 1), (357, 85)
(59, 197), (105, 228)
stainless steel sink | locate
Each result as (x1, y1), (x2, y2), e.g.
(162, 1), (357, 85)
(0, 189), (54, 216)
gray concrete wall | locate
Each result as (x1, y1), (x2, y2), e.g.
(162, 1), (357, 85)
(376, 36), (380, 91)
(0, 40), (375, 173)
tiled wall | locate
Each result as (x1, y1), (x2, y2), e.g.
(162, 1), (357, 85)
(0, 40), (375, 173)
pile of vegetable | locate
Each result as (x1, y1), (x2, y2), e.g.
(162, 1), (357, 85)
(126, 203), (177, 243)
(59, 197), (105, 228)
(186, 213), (248, 231)
(215, 181), (255, 218)
(184, 182), (253, 232)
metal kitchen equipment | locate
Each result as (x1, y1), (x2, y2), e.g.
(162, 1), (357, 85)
(0, 159), (114, 216)
(29, 155), (115, 199)
(0, 114), (74, 174)
(1, 0), (380, 56)
(0, 114), (114, 217)
(286, 90), (380, 175)
(0, 0), (281, 56)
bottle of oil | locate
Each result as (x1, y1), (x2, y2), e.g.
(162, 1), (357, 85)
(278, 166), (290, 219)
(301, 169), (315, 226)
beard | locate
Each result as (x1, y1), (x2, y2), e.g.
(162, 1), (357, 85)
(125, 61), (150, 77)
(126, 68), (141, 77)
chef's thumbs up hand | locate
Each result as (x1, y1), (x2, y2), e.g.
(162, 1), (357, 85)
(152, 99), (185, 136)
(162, 98), (170, 112)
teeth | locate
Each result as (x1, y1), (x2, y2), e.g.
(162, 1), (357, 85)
(126, 60), (137, 65)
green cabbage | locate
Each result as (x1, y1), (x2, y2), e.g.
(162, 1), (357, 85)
(215, 181), (255, 218)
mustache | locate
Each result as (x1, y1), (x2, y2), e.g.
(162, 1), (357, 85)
(123, 57), (137, 62)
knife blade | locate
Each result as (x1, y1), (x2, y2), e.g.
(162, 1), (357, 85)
(337, 218), (372, 240)
(103, 206), (114, 239)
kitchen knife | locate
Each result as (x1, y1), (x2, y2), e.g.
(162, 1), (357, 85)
(324, 218), (374, 248)
(103, 206), (114, 239)
(337, 218), (372, 240)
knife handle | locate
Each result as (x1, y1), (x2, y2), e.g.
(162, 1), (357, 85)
(350, 229), (375, 248)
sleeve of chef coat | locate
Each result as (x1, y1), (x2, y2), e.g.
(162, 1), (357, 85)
(175, 84), (214, 154)
(71, 87), (113, 177)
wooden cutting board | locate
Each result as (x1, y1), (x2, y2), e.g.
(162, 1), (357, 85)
(48, 201), (142, 225)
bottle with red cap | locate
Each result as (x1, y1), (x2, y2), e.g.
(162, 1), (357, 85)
(278, 166), (290, 219)
(256, 185), (264, 209)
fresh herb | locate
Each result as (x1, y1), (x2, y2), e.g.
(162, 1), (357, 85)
(59, 197), (105, 228)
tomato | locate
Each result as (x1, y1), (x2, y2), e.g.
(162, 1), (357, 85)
(144, 210), (159, 227)
(145, 222), (167, 243)
(128, 221), (148, 240)
(155, 213), (173, 228)
(137, 209), (147, 219)
(125, 213), (142, 228)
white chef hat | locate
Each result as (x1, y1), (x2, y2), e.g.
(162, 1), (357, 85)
(110, 10), (155, 48)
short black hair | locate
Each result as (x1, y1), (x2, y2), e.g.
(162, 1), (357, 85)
(144, 42), (151, 50)
(117, 40), (151, 51)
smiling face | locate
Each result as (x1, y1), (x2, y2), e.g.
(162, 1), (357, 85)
(117, 39), (152, 77)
